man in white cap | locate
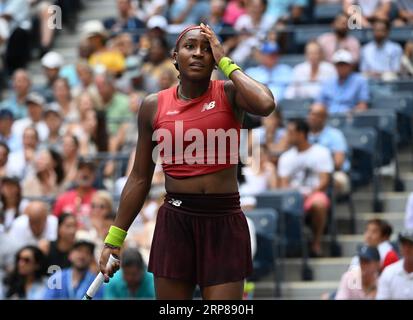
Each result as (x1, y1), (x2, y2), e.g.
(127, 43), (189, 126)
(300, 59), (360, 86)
(39, 51), (64, 102)
(316, 49), (369, 114)
(82, 20), (125, 75)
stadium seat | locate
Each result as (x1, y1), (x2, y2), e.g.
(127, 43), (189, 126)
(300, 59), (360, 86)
(341, 127), (383, 212)
(313, 3), (342, 23)
(245, 208), (281, 297)
(352, 110), (404, 192)
(255, 190), (313, 280)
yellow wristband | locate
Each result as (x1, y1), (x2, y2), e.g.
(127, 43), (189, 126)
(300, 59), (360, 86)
(104, 226), (127, 248)
(218, 57), (241, 78)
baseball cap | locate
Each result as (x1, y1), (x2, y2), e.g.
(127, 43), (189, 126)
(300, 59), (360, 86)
(260, 42), (279, 55)
(0, 109), (14, 120)
(41, 51), (64, 69)
(147, 15), (168, 31)
(44, 104), (62, 117)
(332, 49), (353, 64)
(81, 20), (108, 40)
(72, 231), (96, 254)
(357, 245), (380, 262)
(399, 229), (413, 243)
(26, 92), (46, 106)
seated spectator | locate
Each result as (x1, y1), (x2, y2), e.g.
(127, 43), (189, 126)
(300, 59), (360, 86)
(394, 0), (413, 26)
(104, 247), (155, 300)
(376, 229), (413, 299)
(75, 92), (99, 122)
(278, 119), (334, 256)
(140, 37), (179, 94)
(167, 0), (210, 25)
(134, 0), (166, 22)
(308, 103), (350, 194)
(285, 41), (337, 100)
(317, 49), (369, 114)
(0, 69), (31, 119)
(222, 0), (246, 26)
(361, 19), (403, 80)
(22, 149), (65, 198)
(71, 61), (101, 105)
(350, 219), (399, 271)
(53, 160), (98, 229)
(0, 0), (31, 75)
(239, 145), (277, 197)
(8, 201), (58, 249)
(42, 105), (65, 153)
(6, 127), (40, 180)
(11, 92), (49, 143)
(0, 141), (10, 178)
(50, 78), (80, 123)
(401, 40), (413, 78)
(95, 72), (133, 135)
(103, 0), (145, 43)
(67, 108), (109, 156)
(39, 51), (65, 103)
(404, 192), (413, 229)
(0, 109), (20, 152)
(39, 213), (77, 270)
(61, 134), (80, 189)
(335, 245), (381, 300)
(44, 237), (103, 300)
(266, 0), (309, 24)
(82, 20), (126, 75)
(0, 176), (28, 232)
(317, 13), (361, 63)
(204, 0), (237, 49)
(3, 245), (47, 299)
(232, 0), (275, 65)
(245, 42), (293, 100)
(343, 0), (392, 27)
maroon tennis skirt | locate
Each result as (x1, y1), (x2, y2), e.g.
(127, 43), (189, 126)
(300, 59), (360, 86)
(148, 192), (253, 287)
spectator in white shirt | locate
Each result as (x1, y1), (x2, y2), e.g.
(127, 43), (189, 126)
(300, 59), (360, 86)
(376, 229), (413, 299)
(6, 126), (39, 180)
(285, 41), (336, 100)
(278, 118), (334, 256)
(8, 201), (58, 249)
(11, 92), (49, 143)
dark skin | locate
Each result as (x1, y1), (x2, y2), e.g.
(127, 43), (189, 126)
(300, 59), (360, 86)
(99, 24), (275, 300)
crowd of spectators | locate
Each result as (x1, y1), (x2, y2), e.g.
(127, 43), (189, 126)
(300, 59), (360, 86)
(0, 0), (412, 300)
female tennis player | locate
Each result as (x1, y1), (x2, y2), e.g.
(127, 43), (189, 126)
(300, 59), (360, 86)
(99, 23), (276, 300)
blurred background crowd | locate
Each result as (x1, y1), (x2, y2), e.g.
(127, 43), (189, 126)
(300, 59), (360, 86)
(0, 0), (413, 300)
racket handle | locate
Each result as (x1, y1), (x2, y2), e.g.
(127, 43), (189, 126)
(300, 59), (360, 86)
(85, 254), (119, 299)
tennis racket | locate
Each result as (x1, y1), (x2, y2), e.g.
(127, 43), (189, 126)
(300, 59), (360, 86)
(82, 254), (120, 300)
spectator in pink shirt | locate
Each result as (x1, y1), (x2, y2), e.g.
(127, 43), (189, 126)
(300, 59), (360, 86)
(335, 245), (381, 300)
(222, 0), (247, 26)
(317, 13), (361, 63)
(53, 160), (97, 230)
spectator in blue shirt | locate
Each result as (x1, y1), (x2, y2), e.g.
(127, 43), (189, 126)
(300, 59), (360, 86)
(0, 69), (31, 120)
(361, 19), (403, 80)
(44, 238), (103, 300)
(317, 49), (369, 114)
(104, 247), (155, 299)
(103, 0), (145, 43)
(0, 109), (20, 152)
(245, 42), (293, 101)
(308, 103), (351, 194)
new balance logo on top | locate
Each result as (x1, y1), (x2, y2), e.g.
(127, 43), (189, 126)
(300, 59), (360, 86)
(166, 110), (180, 115)
(201, 101), (216, 112)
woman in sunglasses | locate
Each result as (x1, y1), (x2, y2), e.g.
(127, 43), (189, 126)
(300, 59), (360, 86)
(3, 245), (47, 299)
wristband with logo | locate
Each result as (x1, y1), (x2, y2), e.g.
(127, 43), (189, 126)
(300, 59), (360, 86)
(218, 57), (241, 78)
(104, 226), (127, 248)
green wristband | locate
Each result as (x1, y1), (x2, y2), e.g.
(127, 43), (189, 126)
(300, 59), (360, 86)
(218, 57), (241, 78)
(104, 225), (127, 248)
